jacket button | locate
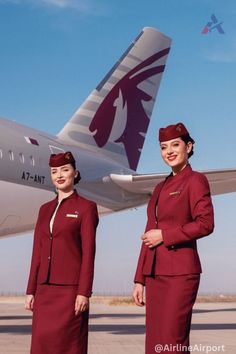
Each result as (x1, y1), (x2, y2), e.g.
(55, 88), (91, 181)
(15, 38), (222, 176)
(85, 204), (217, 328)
(171, 245), (175, 249)
(48, 256), (51, 260)
(50, 236), (52, 240)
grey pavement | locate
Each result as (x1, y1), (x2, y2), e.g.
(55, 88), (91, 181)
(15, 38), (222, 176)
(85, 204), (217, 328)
(0, 298), (235, 353)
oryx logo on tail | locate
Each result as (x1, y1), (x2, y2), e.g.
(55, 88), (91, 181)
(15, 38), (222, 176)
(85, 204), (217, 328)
(89, 48), (170, 170)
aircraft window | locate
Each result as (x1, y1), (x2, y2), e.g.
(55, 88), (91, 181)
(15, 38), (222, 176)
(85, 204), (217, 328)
(30, 155), (35, 166)
(9, 150), (14, 161)
(19, 153), (25, 163)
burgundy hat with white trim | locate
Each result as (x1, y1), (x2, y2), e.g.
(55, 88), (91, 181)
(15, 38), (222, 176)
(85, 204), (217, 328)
(49, 151), (76, 167)
(159, 122), (194, 143)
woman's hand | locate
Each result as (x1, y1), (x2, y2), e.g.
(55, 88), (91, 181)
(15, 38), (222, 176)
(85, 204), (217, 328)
(141, 229), (163, 248)
(75, 295), (89, 315)
(25, 295), (34, 311)
(133, 283), (145, 307)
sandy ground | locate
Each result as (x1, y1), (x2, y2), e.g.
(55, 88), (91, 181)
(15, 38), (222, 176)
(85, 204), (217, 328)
(0, 296), (235, 353)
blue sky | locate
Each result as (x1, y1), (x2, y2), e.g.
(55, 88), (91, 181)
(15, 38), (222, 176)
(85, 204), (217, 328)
(0, 0), (236, 295)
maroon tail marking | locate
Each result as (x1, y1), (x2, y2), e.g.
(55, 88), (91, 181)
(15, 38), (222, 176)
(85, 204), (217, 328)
(89, 48), (170, 170)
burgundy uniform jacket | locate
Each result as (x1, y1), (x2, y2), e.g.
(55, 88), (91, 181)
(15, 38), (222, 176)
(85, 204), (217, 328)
(26, 191), (98, 297)
(134, 165), (214, 285)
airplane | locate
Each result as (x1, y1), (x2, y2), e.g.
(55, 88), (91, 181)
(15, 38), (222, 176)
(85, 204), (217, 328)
(1, 27), (236, 238)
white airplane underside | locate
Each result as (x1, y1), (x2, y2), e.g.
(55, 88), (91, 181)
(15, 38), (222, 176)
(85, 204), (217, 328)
(1, 27), (236, 238)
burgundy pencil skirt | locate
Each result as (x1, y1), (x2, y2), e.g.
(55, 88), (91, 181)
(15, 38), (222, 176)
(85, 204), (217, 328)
(145, 274), (200, 354)
(30, 284), (89, 354)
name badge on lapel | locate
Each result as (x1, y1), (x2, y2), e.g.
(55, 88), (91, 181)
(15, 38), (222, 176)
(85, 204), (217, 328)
(169, 191), (181, 196)
(66, 213), (78, 218)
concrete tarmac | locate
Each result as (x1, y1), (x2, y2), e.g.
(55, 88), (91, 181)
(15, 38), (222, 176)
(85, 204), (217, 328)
(0, 298), (235, 353)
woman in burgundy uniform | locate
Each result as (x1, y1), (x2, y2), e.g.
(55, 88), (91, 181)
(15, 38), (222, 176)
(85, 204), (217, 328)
(25, 151), (98, 354)
(133, 123), (214, 354)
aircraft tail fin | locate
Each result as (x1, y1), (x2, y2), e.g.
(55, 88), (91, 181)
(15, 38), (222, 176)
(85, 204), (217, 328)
(57, 27), (172, 171)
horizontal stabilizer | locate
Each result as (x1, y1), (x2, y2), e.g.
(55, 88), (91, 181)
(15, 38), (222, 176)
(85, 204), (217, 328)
(110, 168), (236, 196)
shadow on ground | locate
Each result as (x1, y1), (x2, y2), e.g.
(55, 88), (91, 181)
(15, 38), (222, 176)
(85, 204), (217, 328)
(1, 316), (236, 336)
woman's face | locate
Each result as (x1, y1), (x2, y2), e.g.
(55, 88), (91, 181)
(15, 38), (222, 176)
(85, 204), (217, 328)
(160, 137), (192, 174)
(50, 164), (77, 192)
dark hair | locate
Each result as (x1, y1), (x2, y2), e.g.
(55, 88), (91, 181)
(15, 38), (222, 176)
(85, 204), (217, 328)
(70, 162), (81, 185)
(180, 134), (194, 158)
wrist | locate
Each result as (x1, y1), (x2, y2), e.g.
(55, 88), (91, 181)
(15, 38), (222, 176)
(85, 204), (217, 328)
(134, 282), (144, 287)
